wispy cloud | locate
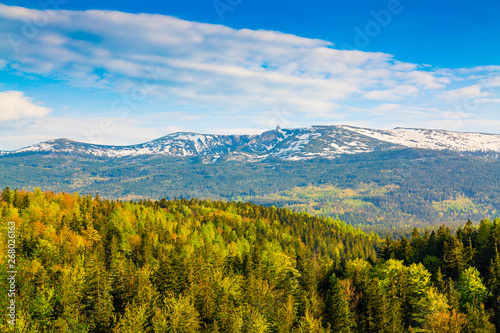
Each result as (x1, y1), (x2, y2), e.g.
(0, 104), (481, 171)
(0, 4), (499, 149)
(437, 84), (490, 101)
(0, 4), (450, 113)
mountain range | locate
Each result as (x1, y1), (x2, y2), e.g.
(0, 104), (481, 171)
(3, 125), (500, 161)
(1, 125), (499, 233)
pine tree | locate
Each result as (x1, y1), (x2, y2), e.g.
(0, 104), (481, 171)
(82, 253), (115, 332)
(152, 294), (201, 333)
(114, 301), (149, 333)
(464, 302), (495, 333)
(325, 274), (354, 332)
(488, 245), (500, 330)
(458, 267), (490, 310)
(488, 245), (500, 295)
(410, 228), (424, 262)
(435, 267), (445, 291)
(381, 235), (393, 261)
(2, 186), (13, 204)
(384, 277), (405, 332)
(272, 294), (296, 333)
(13, 189), (22, 208)
(359, 277), (386, 333)
(444, 238), (469, 279)
(399, 237), (412, 265)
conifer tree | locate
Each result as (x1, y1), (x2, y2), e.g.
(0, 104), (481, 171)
(488, 245), (500, 330)
(82, 253), (115, 332)
(359, 277), (386, 333)
(152, 294), (201, 333)
(444, 238), (469, 279)
(381, 234), (393, 261)
(457, 266), (491, 327)
(2, 186), (13, 204)
(435, 267), (445, 291)
(114, 301), (149, 333)
(384, 277), (405, 332)
(463, 302), (495, 333)
(325, 274), (354, 332)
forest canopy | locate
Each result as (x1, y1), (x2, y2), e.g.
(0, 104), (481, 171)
(0, 188), (499, 332)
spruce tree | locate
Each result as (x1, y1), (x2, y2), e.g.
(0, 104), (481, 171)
(82, 253), (115, 332)
(325, 273), (354, 332)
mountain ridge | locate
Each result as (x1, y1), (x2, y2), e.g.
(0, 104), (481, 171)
(2, 125), (500, 161)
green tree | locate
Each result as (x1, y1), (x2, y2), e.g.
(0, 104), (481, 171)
(488, 245), (500, 329)
(82, 253), (115, 332)
(2, 186), (13, 204)
(152, 294), (201, 333)
(325, 274), (354, 332)
(457, 267), (490, 310)
(463, 302), (495, 333)
(358, 277), (386, 333)
(444, 238), (470, 279)
(114, 301), (149, 333)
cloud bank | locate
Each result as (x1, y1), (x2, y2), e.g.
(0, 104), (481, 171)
(0, 4), (498, 149)
(0, 4), (452, 113)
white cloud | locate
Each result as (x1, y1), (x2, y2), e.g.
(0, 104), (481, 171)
(437, 84), (490, 101)
(364, 85), (419, 100)
(0, 4), (451, 114)
(348, 104), (443, 118)
(0, 4), (499, 144)
(0, 91), (52, 121)
(374, 104), (401, 111)
(478, 98), (500, 104)
(485, 77), (500, 88)
(401, 70), (450, 89)
(457, 66), (500, 74)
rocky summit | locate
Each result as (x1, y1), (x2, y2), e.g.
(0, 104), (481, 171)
(2, 125), (500, 162)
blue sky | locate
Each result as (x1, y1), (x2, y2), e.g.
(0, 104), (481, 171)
(0, 0), (499, 150)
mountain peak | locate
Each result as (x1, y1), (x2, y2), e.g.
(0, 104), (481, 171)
(3, 125), (499, 161)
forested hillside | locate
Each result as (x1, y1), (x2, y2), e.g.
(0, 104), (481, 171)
(0, 188), (499, 332)
(1, 150), (499, 232)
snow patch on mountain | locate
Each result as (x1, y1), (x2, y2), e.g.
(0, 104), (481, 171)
(2, 126), (499, 162)
(341, 126), (500, 153)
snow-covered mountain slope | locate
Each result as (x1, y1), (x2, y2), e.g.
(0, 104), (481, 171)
(3, 126), (500, 161)
(261, 126), (398, 161)
(341, 126), (500, 154)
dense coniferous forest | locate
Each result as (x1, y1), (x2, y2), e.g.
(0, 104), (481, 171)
(1, 151), (499, 233)
(1, 188), (499, 332)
